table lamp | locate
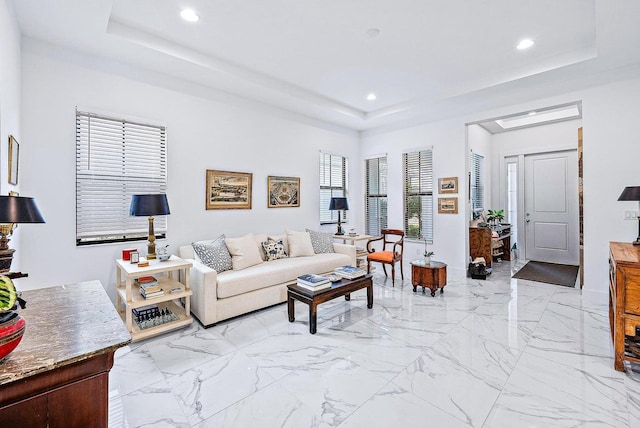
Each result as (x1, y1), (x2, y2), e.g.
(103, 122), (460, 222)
(0, 196), (46, 272)
(618, 186), (640, 246)
(329, 197), (349, 235)
(130, 194), (170, 259)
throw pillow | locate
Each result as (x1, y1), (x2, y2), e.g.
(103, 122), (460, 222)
(268, 234), (289, 254)
(306, 229), (335, 254)
(224, 233), (264, 270)
(261, 239), (288, 261)
(285, 230), (315, 257)
(192, 235), (232, 273)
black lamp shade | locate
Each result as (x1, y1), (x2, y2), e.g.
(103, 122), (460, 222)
(618, 186), (640, 201)
(0, 196), (45, 223)
(329, 197), (349, 211)
(130, 194), (171, 217)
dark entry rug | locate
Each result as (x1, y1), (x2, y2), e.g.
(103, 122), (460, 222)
(512, 261), (579, 287)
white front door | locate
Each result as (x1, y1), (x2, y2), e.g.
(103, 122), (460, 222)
(524, 150), (579, 265)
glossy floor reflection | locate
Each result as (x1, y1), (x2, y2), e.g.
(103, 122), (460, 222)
(108, 260), (638, 427)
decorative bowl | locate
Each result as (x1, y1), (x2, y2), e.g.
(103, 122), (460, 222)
(157, 253), (171, 262)
(0, 311), (25, 361)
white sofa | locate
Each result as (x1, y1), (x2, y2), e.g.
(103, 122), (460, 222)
(179, 234), (356, 327)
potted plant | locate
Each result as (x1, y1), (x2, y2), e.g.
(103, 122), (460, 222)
(422, 236), (434, 265)
(486, 209), (505, 225)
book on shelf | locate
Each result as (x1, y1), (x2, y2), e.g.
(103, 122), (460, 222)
(141, 289), (164, 299)
(296, 273), (331, 287)
(296, 281), (332, 291)
(136, 275), (158, 284)
(334, 265), (366, 279)
(133, 303), (159, 317)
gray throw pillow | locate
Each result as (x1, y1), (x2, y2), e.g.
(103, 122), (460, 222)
(192, 235), (232, 273)
(306, 229), (335, 254)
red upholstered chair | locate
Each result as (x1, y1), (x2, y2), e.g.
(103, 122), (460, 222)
(366, 229), (404, 285)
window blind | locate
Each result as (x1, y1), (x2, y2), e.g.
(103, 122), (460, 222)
(365, 156), (388, 235)
(319, 153), (348, 224)
(403, 149), (433, 241)
(470, 151), (484, 213)
(76, 110), (167, 245)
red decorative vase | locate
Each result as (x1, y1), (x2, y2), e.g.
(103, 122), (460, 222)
(0, 311), (25, 361)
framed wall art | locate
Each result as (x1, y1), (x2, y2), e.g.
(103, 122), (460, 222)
(8, 135), (19, 185)
(438, 176), (458, 194)
(206, 169), (253, 210)
(438, 197), (458, 214)
(268, 176), (300, 208)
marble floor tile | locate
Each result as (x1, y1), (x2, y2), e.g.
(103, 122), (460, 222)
(109, 262), (640, 428)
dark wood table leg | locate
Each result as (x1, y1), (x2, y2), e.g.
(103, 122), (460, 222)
(430, 287), (436, 297)
(309, 303), (317, 334)
(412, 284), (417, 292)
(345, 294), (351, 301)
(367, 284), (373, 309)
(287, 294), (295, 322)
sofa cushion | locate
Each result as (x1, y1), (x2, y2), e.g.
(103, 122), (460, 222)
(286, 230), (315, 257)
(306, 229), (335, 254)
(254, 233), (268, 261)
(225, 233), (264, 270)
(192, 235), (232, 273)
(262, 239), (288, 261)
(216, 252), (352, 298)
(268, 234), (289, 254)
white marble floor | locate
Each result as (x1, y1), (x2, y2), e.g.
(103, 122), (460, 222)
(108, 261), (640, 427)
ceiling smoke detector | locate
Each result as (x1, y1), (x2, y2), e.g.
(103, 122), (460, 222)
(366, 93), (377, 101)
(517, 39), (534, 50)
(365, 28), (381, 39)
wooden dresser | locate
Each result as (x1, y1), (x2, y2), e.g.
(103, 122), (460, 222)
(0, 281), (131, 427)
(469, 225), (511, 268)
(609, 242), (640, 371)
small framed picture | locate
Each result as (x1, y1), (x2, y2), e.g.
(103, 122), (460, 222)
(8, 135), (19, 185)
(268, 176), (300, 208)
(438, 197), (458, 214)
(438, 176), (458, 194)
(130, 251), (139, 264)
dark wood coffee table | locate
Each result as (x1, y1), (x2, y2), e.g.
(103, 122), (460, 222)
(287, 274), (373, 334)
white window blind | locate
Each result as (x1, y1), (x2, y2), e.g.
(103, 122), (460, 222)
(470, 151), (484, 213)
(365, 156), (388, 235)
(320, 153), (348, 224)
(76, 110), (167, 245)
(403, 149), (433, 241)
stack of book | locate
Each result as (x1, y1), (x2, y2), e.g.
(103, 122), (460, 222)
(136, 275), (164, 299)
(334, 265), (366, 280)
(296, 273), (332, 291)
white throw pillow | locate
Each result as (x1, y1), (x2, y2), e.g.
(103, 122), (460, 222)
(285, 230), (315, 257)
(225, 233), (264, 270)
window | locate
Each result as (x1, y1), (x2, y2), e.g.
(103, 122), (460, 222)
(470, 151), (485, 215)
(319, 153), (348, 224)
(76, 110), (167, 245)
(365, 156), (388, 235)
(403, 149), (433, 241)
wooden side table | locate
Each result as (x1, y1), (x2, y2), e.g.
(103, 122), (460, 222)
(411, 260), (447, 296)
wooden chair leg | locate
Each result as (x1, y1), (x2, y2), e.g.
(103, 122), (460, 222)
(367, 260), (371, 274)
(382, 264), (388, 277)
(391, 264), (395, 286)
(400, 260), (404, 280)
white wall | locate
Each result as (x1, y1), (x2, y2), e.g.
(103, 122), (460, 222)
(362, 77), (640, 296)
(19, 42), (360, 301)
(0, 0), (23, 266)
(361, 118), (468, 277)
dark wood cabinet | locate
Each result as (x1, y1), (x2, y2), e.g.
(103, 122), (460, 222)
(469, 225), (511, 268)
(609, 242), (640, 371)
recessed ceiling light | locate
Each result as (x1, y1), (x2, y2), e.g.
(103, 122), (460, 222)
(365, 28), (381, 39)
(517, 39), (534, 50)
(528, 111), (536, 116)
(366, 93), (377, 101)
(180, 8), (199, 22)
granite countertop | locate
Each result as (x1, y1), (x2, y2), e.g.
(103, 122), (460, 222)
(0, 280), (131, 385)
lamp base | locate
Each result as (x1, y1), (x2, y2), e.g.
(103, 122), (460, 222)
(633, 239), (640, 246)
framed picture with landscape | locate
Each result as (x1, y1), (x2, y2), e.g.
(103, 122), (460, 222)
(268, 176), (300, 208)
(438, 197), (458, 214)
(8, 135), (19, 185)
(206, 169), (252, 210)
(438, 176), (458, 194)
